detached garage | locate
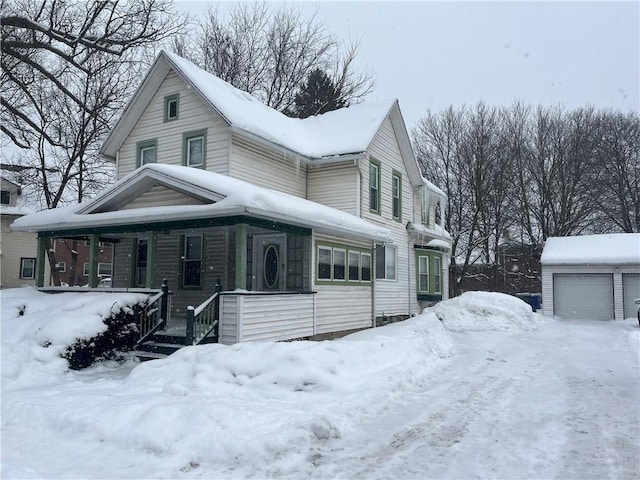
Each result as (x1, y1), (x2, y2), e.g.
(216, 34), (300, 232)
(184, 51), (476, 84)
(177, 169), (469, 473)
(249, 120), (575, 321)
(541, 233), (640, 320)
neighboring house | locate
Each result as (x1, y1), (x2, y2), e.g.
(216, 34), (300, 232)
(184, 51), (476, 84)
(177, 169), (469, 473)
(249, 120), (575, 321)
(12, 50), (451, 344)
(0, 177), (51, 288)
(541, 233), (640, 320)
(51, 238), (114, 286)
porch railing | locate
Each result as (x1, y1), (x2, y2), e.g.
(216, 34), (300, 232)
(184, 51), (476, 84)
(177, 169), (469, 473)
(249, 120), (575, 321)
(136, 280), (171, 346)
(185, 280), (222, 345)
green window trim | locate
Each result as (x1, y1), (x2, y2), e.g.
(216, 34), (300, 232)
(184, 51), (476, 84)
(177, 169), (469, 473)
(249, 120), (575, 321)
(164, 94), (179, 122)
(316, 243), (372, 285)
(136, 139), (157, 167)
(415, 249), (444, 295)
(180, 234), (204, 289)
(369, 158), (381, 214)
(182, 129), (207, 168)
(392, 170), (402, 222)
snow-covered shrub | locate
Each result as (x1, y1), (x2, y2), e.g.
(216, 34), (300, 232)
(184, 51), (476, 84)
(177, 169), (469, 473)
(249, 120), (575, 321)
(63, 308), (140, 369)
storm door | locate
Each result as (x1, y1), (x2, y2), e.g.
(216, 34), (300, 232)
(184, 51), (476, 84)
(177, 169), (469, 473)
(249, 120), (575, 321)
(252, 234), (286, 291)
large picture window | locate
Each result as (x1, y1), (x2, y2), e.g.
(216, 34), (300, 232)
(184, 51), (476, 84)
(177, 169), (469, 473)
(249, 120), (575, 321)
(182, 235), (203, 288)
(183, 129), (207, 168)
(369, 160), (380, 214)
(376, 245), (397, 280)
(20, 258), (35, 279)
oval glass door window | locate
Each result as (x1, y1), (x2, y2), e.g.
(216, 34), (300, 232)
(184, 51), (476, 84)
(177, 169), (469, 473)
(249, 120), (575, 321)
(264, 244), (280, 289)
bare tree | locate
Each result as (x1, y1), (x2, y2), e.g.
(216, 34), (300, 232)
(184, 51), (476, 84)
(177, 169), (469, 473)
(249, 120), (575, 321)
(177, 3), (374, 114)
(1, 0), (188, 284)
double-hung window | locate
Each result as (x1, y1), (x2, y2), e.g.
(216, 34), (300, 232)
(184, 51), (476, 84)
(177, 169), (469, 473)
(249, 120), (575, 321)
(348, 251), (360, 281)
(433, 256), (442, 293)
(183, 129), (207, 168)
(392, 171), (402, 221)
(20, 258), (35, 279)
(333, 249), (346, 281)
(369, 160), (380, 214)
(1, 190), (10, 205)
(318, 246), (332, 280)
(137, 139), (157, 166)
(182, 235), (203, 288)
(375, 245), (397, 280)
(418, 256), (430, 292)
(317, 245), (371, 283)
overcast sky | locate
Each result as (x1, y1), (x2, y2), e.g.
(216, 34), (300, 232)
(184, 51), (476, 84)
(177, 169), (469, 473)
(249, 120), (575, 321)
(179, 1), (638, 130)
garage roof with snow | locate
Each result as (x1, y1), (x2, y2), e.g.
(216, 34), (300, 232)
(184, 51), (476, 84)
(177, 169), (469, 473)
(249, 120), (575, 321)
(541, 233), (640, 265)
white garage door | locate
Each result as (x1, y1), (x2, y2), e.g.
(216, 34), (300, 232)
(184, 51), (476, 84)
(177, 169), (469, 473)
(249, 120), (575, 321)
(623, 273), (640, 319)
(554, 274), (614, 320)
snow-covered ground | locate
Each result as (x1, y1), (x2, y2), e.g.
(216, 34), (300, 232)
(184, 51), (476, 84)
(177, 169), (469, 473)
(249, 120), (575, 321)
(2, 288), (639, 479)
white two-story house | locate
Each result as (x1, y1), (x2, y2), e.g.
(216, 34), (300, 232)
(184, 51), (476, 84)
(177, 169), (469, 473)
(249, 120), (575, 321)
(13, 50), (450, 344)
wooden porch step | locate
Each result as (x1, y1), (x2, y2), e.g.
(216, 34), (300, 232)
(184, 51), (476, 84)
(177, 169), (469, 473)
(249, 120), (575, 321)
(137, 341), (184, 356)
(134, 350), (169, 362)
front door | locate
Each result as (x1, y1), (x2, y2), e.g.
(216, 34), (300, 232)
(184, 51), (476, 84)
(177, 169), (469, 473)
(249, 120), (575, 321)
(253, 234), (286, 291)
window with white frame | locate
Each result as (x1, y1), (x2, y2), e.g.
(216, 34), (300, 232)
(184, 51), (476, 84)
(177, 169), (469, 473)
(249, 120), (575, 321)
(348, 251), (360, 281)
(137, 139), (157, 167)
(56, 261), (66, 272)
(392, 171), (401, 220)
(98, 263), (112, 277)
(183, 130), (206, 168)
(333, 248), (346, 280)
(20, 258), (35, 279)
(418, 256), (430, 292)
(433, 256), (442, 293)
(164, 94), (179, 122)
(318, 246), (332, 280)
(317, 245), (371, 283)
(369, 160), (380, 213)
(376, 245), (397, 280)
(83, 262), (89, 276)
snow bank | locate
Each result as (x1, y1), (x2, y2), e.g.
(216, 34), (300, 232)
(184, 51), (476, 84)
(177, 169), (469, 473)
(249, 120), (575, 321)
(430, 291), (537, 332)
(1, 287), (149, 390)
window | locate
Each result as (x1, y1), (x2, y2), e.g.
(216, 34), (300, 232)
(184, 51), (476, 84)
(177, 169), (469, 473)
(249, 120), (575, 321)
(20, 258), (35, 279)
(418, 256), (430, 292)
(1, 190), (10, 205)
(333, 249), (346, 280)
(56, 261), (66, 272)
(135, 239), (147, 287)
(83, 262), (90, 276)
(392, 171), (402, 220)
(318, 246), (332, 280)
(183, 129), (207, 168)
(98, 263), (112, 277)
(182, 235), (203, 288)
(361, 252), (371, 281)
(369, 160), (380, 213)
(434, 256), (442, 293)
(164, 94), (179, 122)
(348, 251), (360, 281)
(137, 139), (157, 167)
(317, 245), (371, 283)
(376, 245), (397, 280)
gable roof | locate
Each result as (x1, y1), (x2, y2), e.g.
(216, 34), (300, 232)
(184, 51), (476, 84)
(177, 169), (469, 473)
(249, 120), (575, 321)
(11, 164), (393, 243)
(541, 233), (640, 265)
(101, 50), (395, 161)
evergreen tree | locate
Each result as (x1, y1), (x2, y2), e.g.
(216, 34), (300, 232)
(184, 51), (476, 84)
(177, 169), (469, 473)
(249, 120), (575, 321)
(291, 69), (347, 118)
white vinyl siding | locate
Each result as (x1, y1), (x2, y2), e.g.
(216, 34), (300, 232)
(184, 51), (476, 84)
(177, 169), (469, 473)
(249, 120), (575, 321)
(117, 70), (229, 178)
(229, 134), (306, 197)
(220, 294), (315, 344)
(307, 163), (358, 215)
(120, 185), (208, 210)
(622, 273), (640, 319)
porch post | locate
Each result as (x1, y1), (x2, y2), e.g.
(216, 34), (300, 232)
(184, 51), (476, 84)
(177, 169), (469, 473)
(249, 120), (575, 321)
(145, 231), (157, 288)
(88, 234), (99, 288)
(235, 223), (247, 290)
(36, 236), (46, 287)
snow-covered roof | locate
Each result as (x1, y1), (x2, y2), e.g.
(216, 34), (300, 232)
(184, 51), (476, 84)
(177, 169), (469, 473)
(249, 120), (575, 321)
(541, 233), (640, 265)
(12, 164), (392, 243)
(102, 50), (395, 161)
(1, 206), (34, 216)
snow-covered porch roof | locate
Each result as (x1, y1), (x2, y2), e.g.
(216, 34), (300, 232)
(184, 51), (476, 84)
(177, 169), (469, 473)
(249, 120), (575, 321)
(11, 164), (393, 243)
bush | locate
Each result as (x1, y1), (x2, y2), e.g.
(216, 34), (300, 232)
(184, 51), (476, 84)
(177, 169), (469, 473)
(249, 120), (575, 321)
(63, 307), (142, 370)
